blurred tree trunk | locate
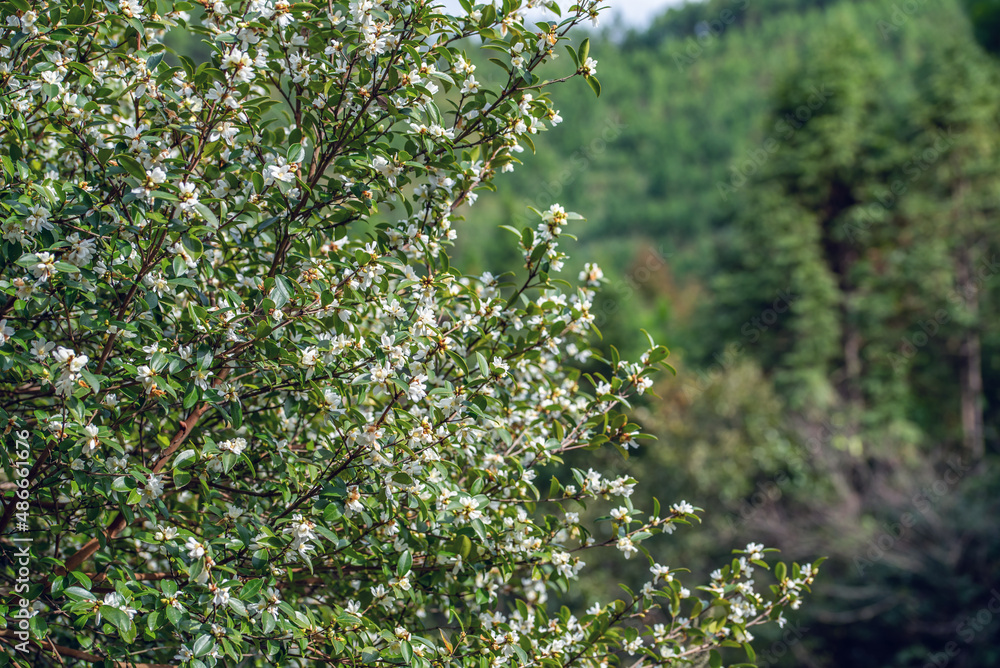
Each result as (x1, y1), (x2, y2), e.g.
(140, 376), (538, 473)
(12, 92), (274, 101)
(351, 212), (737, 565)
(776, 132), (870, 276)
(956, 244), (985, 460)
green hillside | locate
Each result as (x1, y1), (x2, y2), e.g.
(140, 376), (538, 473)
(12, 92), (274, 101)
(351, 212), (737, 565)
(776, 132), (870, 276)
(457, 0), (1000, 666)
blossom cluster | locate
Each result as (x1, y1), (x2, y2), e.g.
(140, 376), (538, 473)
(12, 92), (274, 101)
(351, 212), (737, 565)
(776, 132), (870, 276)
(0, 0), (814, 666)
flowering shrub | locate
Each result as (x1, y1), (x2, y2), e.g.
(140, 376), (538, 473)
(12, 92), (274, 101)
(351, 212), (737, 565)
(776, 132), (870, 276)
(0, 0), (817, 666)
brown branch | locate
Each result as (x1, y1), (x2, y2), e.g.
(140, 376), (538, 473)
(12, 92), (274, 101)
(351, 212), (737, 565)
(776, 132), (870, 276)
(0, 630), (173, 667)
(58, 368), (230, 575)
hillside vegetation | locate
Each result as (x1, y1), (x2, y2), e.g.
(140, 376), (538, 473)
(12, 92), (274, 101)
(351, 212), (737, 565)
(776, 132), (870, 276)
(458, 0), (1000, 666)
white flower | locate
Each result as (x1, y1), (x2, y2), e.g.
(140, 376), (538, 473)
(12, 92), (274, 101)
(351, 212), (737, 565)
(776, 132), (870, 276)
(407, 374), (427, 401)
(174, 645), (194, 662)
(650, 563), (673, 583)
(178, 181), (200, 212)
(264, 158), (295, 185)
(616, 536), (638, 559)
(610, 506), (629, 521)
(745, 542), (765, 560)
(461, 75), (481, 95)
(30, 252), (56, 282)
(345, 485), (364, 513)
(372, 155), (401, 188)
(579, 262), (604, 285)
(455, 496), (482, 524)
(219, 437), (247, 456)
(81, 425), (100, 456)
(193, 368), (213, 390)
(139, 474), (164, 506)
(209, 583), (231, 606)
(53, 347), (89, 373)
(221, 47), (255, 82)
(154, 525), (178, 541)
(29, 337), (53, 361)
(65, 234), (97, 266)
(672, 500), (695, 515)
(282, 513), (317, 554)
(206, 81), (240, 109)
(136, 365), (157, 394)
(98, 592), (136, 625)
(119, 0), (144, 18)
(24, 205), (52, 235)
(185, 537), (207, 560)
(300, 346), (320, 367)
(132, 167), (167, 201)
(0, 320), (14, 345)
(491, 356), (509, 376)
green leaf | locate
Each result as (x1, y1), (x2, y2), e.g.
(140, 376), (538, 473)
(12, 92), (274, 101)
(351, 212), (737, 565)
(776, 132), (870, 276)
(188, 558), (204, 583)
(270, 275), (292, 309)
(230, 401), (243, 430)
(564, 44), (579, 67)
(173, 449), (197, 469)
(287, 143), (305, 163)
(146, 52), (164, 71)
(397, 551), (412, 576)
(99, 605), (133, 634)
(585, 75), (602, 98)
(193, 634), (214, 657)
(239, 578), (263, 601)
(166, 605), (183, 627)
(182, 383), (199, 409)
(471, 518), (488, 541)
(173, 469), (191, 489)
(115, 154), (145, 180)
(64, 586), (95, 600)
(548, 476), (562, 499)
(194, 203), (219, 227)
(111, 477), (133, 493)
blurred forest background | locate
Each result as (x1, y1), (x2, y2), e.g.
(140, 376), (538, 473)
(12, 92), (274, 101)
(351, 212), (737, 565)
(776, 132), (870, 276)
(452, 0), (1000, 666)
(167, 0), (1000, 665)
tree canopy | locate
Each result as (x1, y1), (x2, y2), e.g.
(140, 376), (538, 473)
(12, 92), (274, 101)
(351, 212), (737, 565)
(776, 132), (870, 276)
(0, 1), (815, 667)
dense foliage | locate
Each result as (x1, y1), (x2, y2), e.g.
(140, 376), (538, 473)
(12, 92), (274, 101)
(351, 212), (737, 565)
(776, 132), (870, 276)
(0, 1), (820, 667)
(456, 0), (1000, 666)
